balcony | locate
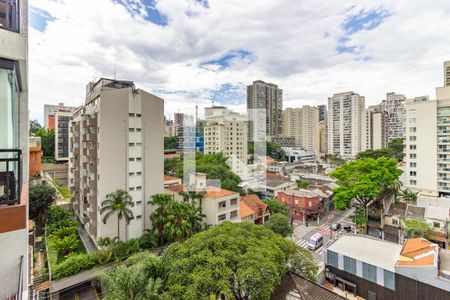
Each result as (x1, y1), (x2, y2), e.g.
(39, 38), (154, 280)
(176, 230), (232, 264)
(0, 0), (20, 32)
(0, 149), (22, 206)
(88, 163), (96, 173)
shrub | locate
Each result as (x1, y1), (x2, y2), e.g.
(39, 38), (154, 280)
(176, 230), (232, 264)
(111, 239), (141, 262)
(47, 206), (71, 225)
(49, 234), (80, 256)
(93, 249), (113, 265)
(49, 225), (78, 240)
(52, 253), (96, 280)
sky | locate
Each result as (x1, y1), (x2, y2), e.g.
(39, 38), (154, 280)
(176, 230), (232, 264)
(29, 0), (450, 124)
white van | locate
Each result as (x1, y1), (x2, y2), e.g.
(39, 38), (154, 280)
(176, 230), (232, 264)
(307, 233), (324, 250)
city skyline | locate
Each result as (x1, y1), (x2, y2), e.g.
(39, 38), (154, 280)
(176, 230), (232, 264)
(29, 0), (450, 123)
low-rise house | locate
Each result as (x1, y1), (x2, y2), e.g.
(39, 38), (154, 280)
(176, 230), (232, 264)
(259, 179), (297, 198)
(323, 235), (450, 300)
(164, 175), (182, 188)
(239, 194), (270, 224)
(276, 189), (325, 222)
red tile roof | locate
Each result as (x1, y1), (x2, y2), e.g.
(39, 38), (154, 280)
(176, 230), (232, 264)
(397, 238), (437, 267)
(240, 194), (268, 219)
(165, 184), (184, 193)
(164, 175), (180, 181)
(240, 201), (255, 218)
(165, 184), (238, 199)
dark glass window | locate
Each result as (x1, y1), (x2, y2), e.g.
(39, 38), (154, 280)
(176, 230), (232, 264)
(0, 0), (19, 32)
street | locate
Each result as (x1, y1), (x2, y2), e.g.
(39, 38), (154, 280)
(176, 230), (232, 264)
(291, 208), (355, 262)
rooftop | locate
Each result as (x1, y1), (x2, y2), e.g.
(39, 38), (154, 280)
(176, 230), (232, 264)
(166, 184), (238, 199)
(425, 206), (450, 221)
(240, 201), (254, 219)
(397, 238), (438, 267)
(326, 234), (402, 272)
(164, 175), (180, 181)
(387, 203), (407, 216)
(240, 194), (268, 218)
(405, 205), (426, 220)
(281, 189), (322, 198)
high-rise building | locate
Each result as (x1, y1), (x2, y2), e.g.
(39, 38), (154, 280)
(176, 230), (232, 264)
(282, 106), (320, 152)
(381, 92), (406, 143)
(247, 80), (283, 140)
(174, 112), (185, 126)
(362, 105), (387, 150)
(55, 110), (73, 161)
(44, 103), (76, 129)
(404, 62), (450, 196)
(204, 106), (248, 178)
(0, 0), (29, 298)
(69, 78), (164, 244)
(437, 61), (450, 100)
(319, 120), (327, 155)
(444, 60), (450, 87)
(318, 104), (327, 122)
(327, 92), (365, 157)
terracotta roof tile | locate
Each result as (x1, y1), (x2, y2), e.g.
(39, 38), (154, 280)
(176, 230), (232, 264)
(165, 184), (184, 193)
(397, 238), (437, 267)
(164, 175), (179, 181)
(205, 187), (238, 199)
(240, 201), (255, 218)
(241, 194), (268, 218)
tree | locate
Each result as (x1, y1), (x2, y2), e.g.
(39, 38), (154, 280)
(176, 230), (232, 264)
(165, 201), (193, 242)
(162, 222), (317, 300)
(398, 189), (418, 203)
(296, 179), (309, 189)
(36, 128), (55, 157)
(320, 153), (345, 166)
(29, 182), (56, 230)
(100, 190), (134, 241)
(164, 136), (178, 150)
(403, 219), (431, 239)
(148, 193), (173, 246)
(248, 141), (286, 160)
(387, 138), (405, 161)
(186, 201), (206, 233)
(265, 213), (293, 237)
(99, 252), (165, 300)
(49, 234), (80, 256)
(330, 157), (402, 231)
(356, 148), (394, 160)
(29, 120), (42, 137)
(265, 198), (289, 216)
(97, 236), (120, 248)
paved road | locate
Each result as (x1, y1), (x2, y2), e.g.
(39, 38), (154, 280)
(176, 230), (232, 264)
(292, 208), (355, 262)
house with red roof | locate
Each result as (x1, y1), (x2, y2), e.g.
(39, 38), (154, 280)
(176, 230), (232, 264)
(240, 194), (271, 224)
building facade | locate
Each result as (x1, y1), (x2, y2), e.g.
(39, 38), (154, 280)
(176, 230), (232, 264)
(327, 92), (365, 157)
(43, 102), (76, 129)
(318, 104), (327, 122)
(319, 120), (327, 154)
(276, 190), (325, 222)
(54, 109), (73, 161)
(380, 92), (406, 143)
(362, 105), (387, 150)
(0, 0), (29, 298)
(69, 78), (164, 245)
(247, 80), (283, 140)
(282, 106), (320, 152)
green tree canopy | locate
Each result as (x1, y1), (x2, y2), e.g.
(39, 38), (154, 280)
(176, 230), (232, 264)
(100, 189), (134, 241)
(248, 141), (286, 160)
(264, 213), (293, 237)
(330, 157), (402, 228)
(296, 179), (309, 189)
(162, 222), (317, 299)
(356, 138), (405, 161)
(403, 219), (432, 239)
(265, 198), (290, 216)
(398, 188), (418, 203)
(29, 120), (42, 137)
(388, 138), (405, 161)
(29, 182), (56, 226)
(36, 128), (55, 157)
(164, 136), (178, 150)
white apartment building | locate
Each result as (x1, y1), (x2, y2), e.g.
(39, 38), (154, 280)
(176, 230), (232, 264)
(327, 92), (365, 157)
(164, 122), (179, 137)
(0, 0), (29, 298)
(54, 110), (73, 161)
(43, 102), (76, 129)
(319, 120), (327, 154)
(204, 106), (248, 178)
(69, 78), (164, 245)
(362, 105), (387, 150)
(404, 61), (450, 196)
(381, 92), (406, 143)
(282, 106), (320, 152)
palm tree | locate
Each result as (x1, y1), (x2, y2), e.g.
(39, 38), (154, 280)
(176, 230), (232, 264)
(187, 201), (206, 233)
(399, 189), (418, 203)
(100, 189), (134, 241)
(165, 201), (192, 242)
(148, 193), (173, 246)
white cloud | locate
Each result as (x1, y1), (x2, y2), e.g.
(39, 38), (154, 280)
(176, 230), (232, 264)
(29, 0), (450, 123)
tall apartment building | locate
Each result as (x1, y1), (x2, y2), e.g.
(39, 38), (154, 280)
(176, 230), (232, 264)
(69, 78), (164, 244)
(204, 106), (248, 178)
(381, 92), (406, 143)
(55, 110), (72, 161)
(319, 120), (327, 154)
(327, 92), (365, 157)
(437, 61), (450, 100)
(44, 102), (76, 129)
(247, 80), (283, 140)
(0, 0), (29, 298)
(282, 106), (320, 152)
(404, 61), (450, 196)
(174, 112), (184, 126)
(362, 105), (387, 150)
(318, 104), (327, 122)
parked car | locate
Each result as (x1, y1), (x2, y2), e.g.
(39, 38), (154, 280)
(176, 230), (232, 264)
(343, 225), (352, 233)
(330, 223), (341, 231)
(307, 233), (324, 250)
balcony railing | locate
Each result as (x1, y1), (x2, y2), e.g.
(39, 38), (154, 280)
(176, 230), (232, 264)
(0, 148), (22, 206)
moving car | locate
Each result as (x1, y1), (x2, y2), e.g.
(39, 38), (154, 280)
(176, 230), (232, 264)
(343, 225), (352, 233)
(307, 233), (324, 250)
(330, 223), (341, 231)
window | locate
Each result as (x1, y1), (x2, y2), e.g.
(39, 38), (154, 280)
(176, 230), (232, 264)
(129, 172), (134, 176)
(129, 128), (134, 132)
(409, 118), (416, 124)
(129, 113), (135, 117)
(218, 201), (226, 208)
(327, 250), (338, 268)
(136, 201), (142, 205)
(0, 63), (19, 149)
(384, 270), (395, 290)
(410, 171), (417, 176)
(409, 127), (416, 133)
(136, 114), (142, 117)
(410, 162), (417, 168)
(433, 222), (440, 229)
(129, 158), (135, 161)
(410, 180), (417, 185)
(136, 215), (142, 219)
(392, 219), (399, 225)
(230, 210), (238, 219)
(218, 214), (226, 221)
(129, 187), (135, 191)
(136, 128), (142, 132)
(129, 143), (135, 146)
(362, 262), (377, 283)
(410, 153), (416, 159)
(410, 145), (416, 150)
(136, 186), (142, 190)
(136, 172), (142, 175)
(409, 136), (416, 141)
(230, 198), (238, 206)
(0, 0), (19, 32)
(136, 157), (142, 161)
(343, 256), (356, 275)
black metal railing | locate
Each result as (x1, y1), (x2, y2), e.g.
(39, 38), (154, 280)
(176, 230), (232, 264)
(0, 148), (22, 205)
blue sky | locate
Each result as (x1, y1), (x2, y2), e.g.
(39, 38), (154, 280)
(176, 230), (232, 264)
(28, 0), (450, 122)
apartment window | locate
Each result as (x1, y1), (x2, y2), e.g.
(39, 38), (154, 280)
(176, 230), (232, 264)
(136, 128), (142, 132)
(136, 114), (142, 117)
(136, 215), (142, 219)
(129, 143), (135, 146)
(362, 263), (377, 283)
(327, 250), (338, 268)
(136, 201), (142, 205)
(410, 162), (417, 168)
(129, 113), (135, 117)
(0, 0), (19, 32)
(136, 186), (142, 190)
(129, 172), (135, 176)
(409, 136), (416, 141)
(0, 64), (19, 149)
(409, 118), (416, 124)
(409, 127), (416, 133)
(218, 201), (226, 208)
(129, 128), (135, 132)
(433, 222), (440, 229)
(384, 270), (395, 290)
(410, 153), (416, 159)
(343, 256), (356, 275)
(409, 145), (416, 150)
(136, 142), (142, 146)
(410, 171), (417, 176)
(410, 180), (417, 185)
(230, 210), (238, 219)
(129, 158), (135, 161)
(218, 214), (226, 222)
(230, 198), (238, 206)
(136, 157), (142, 161)
(136, 172), (142, 175)
(392, 219), (399, 225)
(129, 187), (135, 191)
